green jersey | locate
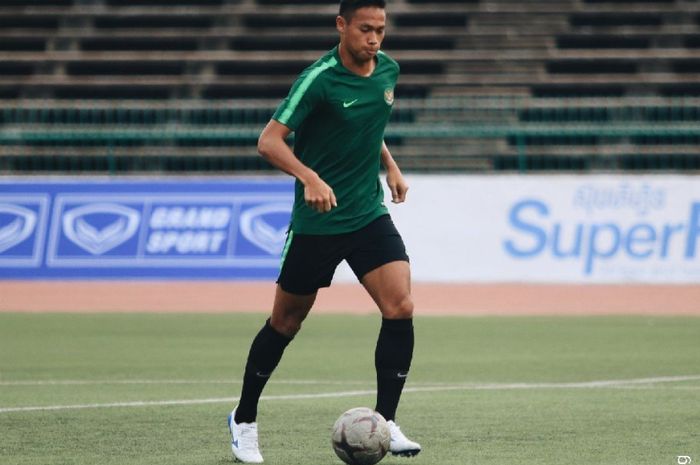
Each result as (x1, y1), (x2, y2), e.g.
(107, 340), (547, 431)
(273, 46), (399, 234)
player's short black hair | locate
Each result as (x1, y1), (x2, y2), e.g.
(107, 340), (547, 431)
(339, 0), (386, 22)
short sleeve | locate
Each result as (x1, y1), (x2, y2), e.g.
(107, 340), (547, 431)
(272, 55), (337, 131)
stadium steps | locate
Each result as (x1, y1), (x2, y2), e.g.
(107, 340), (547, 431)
(1, 0), (699, 171)
(1, 0), (699, 98)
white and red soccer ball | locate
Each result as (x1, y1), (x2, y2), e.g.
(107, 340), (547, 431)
(331, 407), (391, 465)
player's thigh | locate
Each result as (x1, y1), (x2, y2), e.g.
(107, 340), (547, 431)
(360, 260), (413, 319)
(277, 231), (347, 295)
(345, 215), (409, 283)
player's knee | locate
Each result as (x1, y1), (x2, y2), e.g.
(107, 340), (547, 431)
(270, 313), (304, 337)
(383, 295), (414, 319)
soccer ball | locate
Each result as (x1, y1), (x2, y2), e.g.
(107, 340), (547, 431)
(331, 407), (391, 465)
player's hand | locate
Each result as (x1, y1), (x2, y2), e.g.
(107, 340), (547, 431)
(304, 175), (337, 213)
(386, 168), (408, 203)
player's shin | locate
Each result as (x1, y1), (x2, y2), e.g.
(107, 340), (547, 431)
(374, 317), (414, 421)
(235, 317), (294, 423)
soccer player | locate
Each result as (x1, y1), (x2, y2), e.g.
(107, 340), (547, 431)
(227, 0), (420, 462)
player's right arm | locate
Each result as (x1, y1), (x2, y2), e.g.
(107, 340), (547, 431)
(257, 120), (337, 213)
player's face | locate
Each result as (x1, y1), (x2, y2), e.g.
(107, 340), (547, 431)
(337, 7), (386, 64)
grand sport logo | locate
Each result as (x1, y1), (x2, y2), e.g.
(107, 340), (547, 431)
(145, 205), (231, 255)
(62, 203), (141, 255)
(239, 203), (291, 255)
(0, 204), (38, 254)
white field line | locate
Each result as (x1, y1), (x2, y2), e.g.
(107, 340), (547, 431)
(0, 379), (371, 386)
(1, 374), (699, 388)
(0, 374), (698, 414)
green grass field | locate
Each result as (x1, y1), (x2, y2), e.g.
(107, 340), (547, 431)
(1, 313), (698, 465)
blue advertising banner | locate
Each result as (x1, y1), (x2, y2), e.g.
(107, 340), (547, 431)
(0, 177), (294, 279)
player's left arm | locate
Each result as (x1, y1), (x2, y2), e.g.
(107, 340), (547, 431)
(381, 140), (408, 204)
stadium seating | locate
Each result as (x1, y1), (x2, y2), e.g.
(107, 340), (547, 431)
(0, 0), (698, 172)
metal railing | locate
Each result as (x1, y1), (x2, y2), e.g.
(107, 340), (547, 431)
(1, 96), (699, 173)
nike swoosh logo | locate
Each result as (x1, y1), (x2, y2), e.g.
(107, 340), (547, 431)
(397, 372), (408, 378)
(256, 371), (272, 378)
(343, 99), (358, 108)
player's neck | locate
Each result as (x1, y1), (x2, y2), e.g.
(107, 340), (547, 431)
(338, 43), (376, 77)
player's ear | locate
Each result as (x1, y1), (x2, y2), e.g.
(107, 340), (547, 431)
(336, 15), (346, 34)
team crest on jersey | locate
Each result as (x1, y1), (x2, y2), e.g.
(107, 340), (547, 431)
(384, 88), (394, 105)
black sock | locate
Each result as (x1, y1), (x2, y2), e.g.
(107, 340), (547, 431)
(235, 318), (293, 423)
(374, 318), (414, 422)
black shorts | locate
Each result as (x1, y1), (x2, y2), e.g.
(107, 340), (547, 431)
(277, 214), (409, 295)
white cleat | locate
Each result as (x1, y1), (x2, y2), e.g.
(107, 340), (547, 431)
(228, 408), (264, 463)
(387, 420), (422, 457)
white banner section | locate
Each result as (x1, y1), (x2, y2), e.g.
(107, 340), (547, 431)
(334, 175), (700, 284)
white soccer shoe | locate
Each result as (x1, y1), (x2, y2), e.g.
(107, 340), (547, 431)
(228, 408), (264, 463)
(387, 420), (422, 457)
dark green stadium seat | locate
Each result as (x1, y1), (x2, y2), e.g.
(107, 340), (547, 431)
(81, 38), (199, 52)
(0, 38), (46, 51)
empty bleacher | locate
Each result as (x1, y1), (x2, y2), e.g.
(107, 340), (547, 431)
(0, 0), (699, 172)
